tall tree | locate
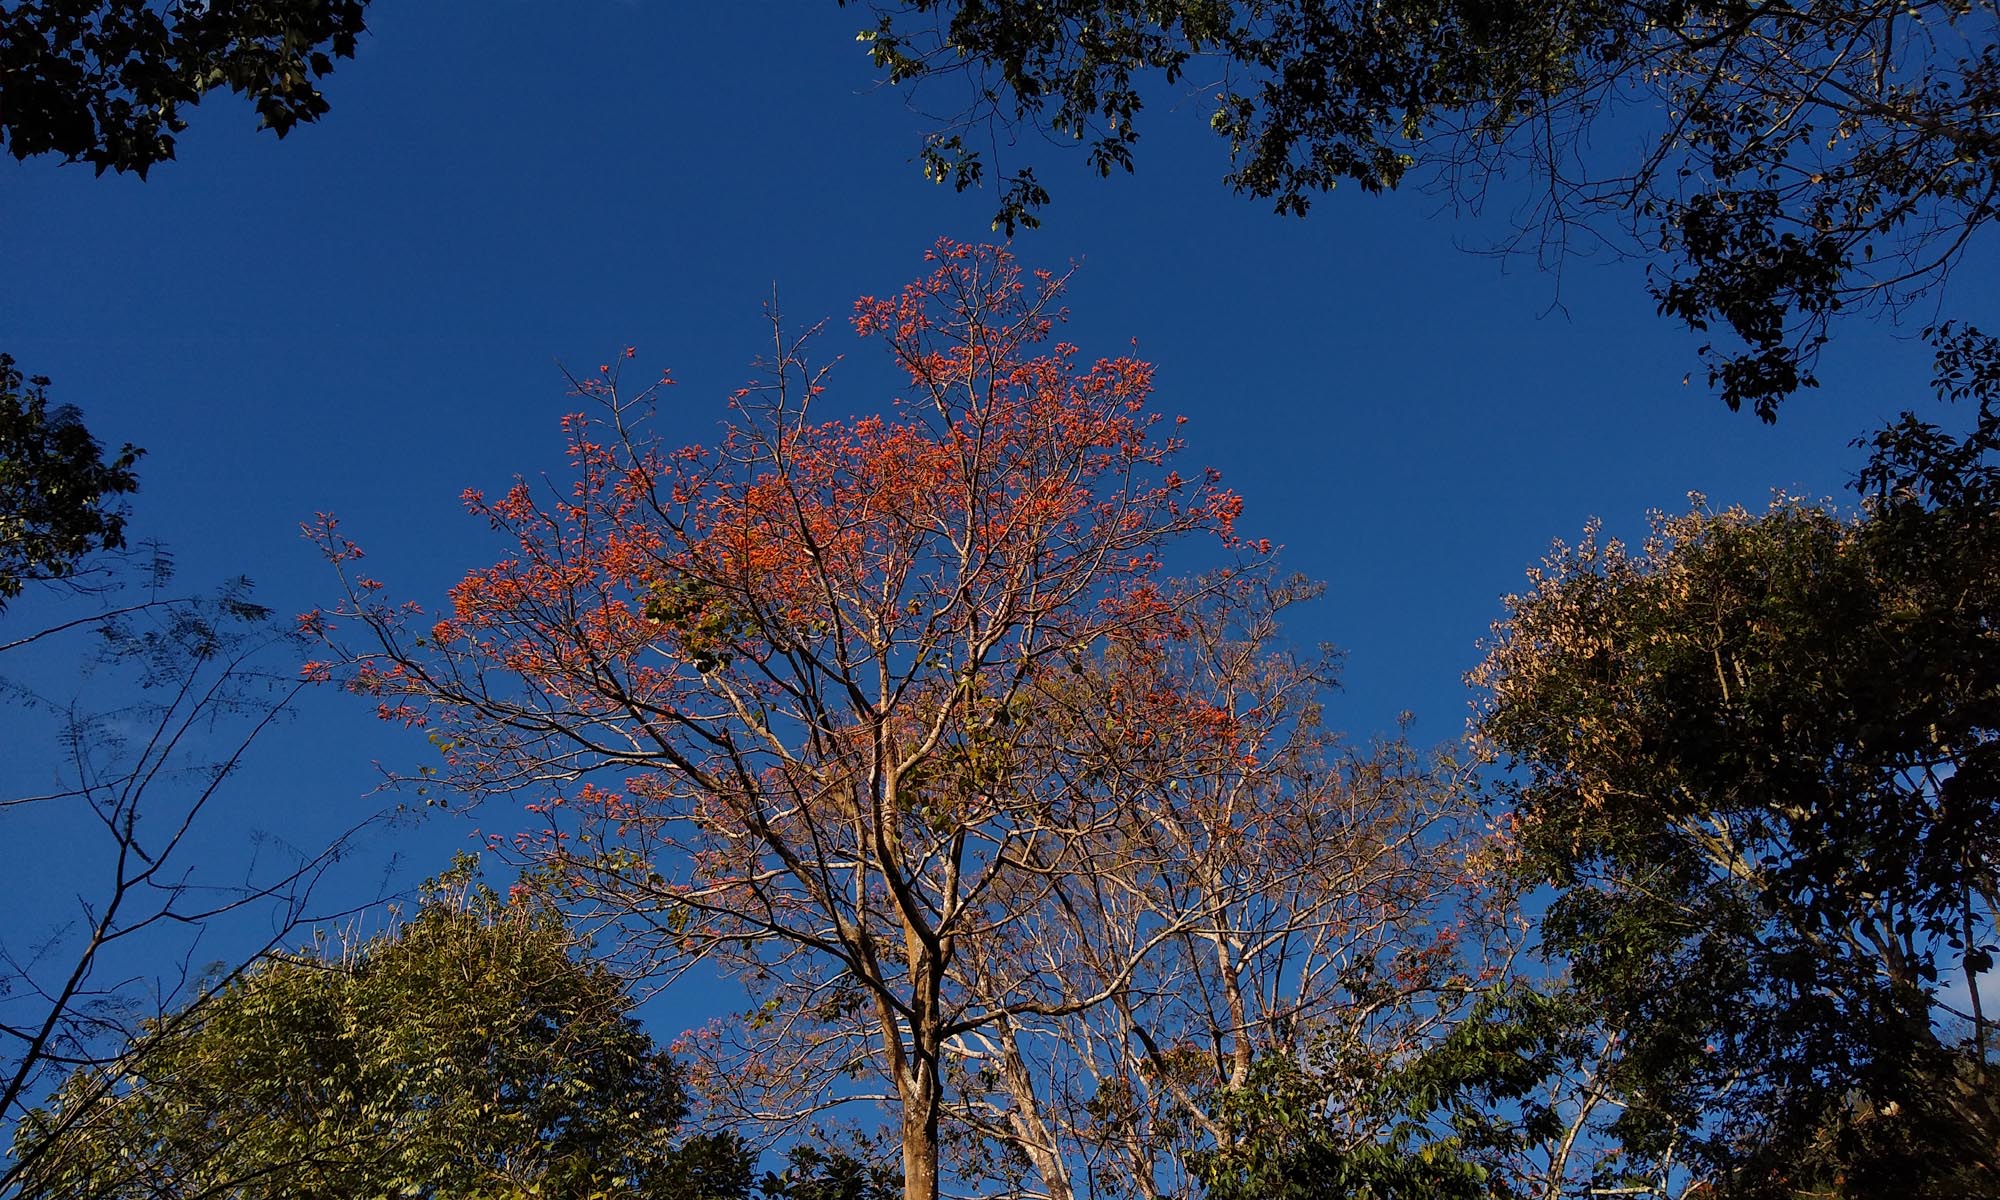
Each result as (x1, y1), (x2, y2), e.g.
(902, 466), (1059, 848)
(12, 859), (755, 1200)
(1, 0), (369, 178)
(846, 0), (2000, 418)
(1472, 490), (2000, 1198)
(306, 242), (1301, 1200)
(674, 576), (1509, 1200)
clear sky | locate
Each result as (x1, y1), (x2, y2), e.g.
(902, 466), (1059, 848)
(3, 1), (1989, 1043)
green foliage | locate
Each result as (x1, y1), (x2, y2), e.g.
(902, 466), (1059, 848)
(0, 354), (141, 608)
(12, 860), (754, 1199)
(1859, 321), (2000, 514)
(756, 1145), (901, 1200)
(1190, 1053), (1491, 1200)
(643, 574), (756, 675)
(1186, 982), (1694, 1200)
(1475, 493), (2000, 1197)
(0, 0), (369, 178)
(849, 0), (2000, 418)
(1376, 985), (1583, 1184)
(851, 0), (1556, 230)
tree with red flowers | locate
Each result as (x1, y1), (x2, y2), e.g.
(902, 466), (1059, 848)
(307, 243), (1373, 1199)
(667, 570), (1507, 1200)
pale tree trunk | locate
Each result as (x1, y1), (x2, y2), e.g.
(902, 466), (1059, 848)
(897, 1038), (943, 1200)
(993, 1023), (1074, 1200)
(867, 917), (945, 1200)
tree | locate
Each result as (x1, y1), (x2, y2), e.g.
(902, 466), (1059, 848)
(1193, 974), (1727, 1200)
(306, 242), (1307, 1200)
(928, 652), (1506, 1200)
(846, 0), (2000, 418)
(1472, 491), (2000, 1197)
(1191, 1050), (1495, 1200)
(674, 579), (1510, 1200)
(0, 355), (141, 609)
(12, 858), (756, 1200)
(0, 532), (390, 1196)
(1, 0), (369, 179)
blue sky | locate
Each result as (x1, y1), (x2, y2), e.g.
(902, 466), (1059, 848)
(3, 2), (1986, 1043)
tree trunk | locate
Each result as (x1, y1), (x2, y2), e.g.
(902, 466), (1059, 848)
(899, 1055), (942, 1200)
(993, 1021), (1074, 1200)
